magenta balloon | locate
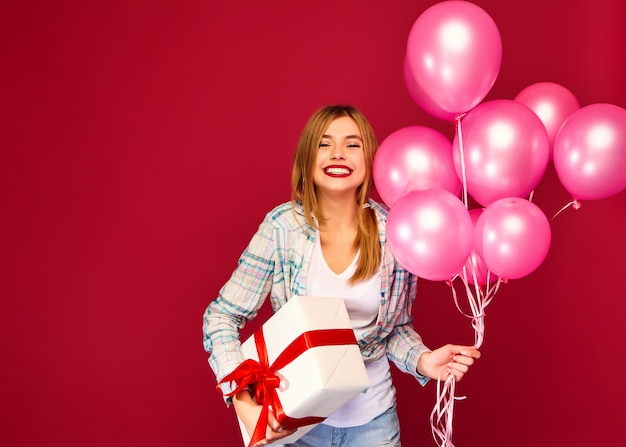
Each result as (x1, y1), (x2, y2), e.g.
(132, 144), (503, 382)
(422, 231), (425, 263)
(406, 0), (502, 114)
(374, 126), (461, 207)
(461, 208), (491, 286)
(403, 56), (456, 122)
(452, 99), (550, 207)
(475, 198), (551, 280)
(553, 103), (626, 201)
(387, 188), (473, 281)
(514, 82), (580, 159)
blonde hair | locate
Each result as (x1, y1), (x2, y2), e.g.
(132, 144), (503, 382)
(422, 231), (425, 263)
(291, 105), (381, 283)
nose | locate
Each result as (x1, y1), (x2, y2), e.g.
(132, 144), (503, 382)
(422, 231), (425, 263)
(331, 147), (346, 160)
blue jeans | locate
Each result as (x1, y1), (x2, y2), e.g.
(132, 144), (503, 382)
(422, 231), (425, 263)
(274, 404), (401, 447)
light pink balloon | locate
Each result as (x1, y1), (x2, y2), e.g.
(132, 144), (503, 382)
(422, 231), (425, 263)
(387, 188), (473, 281)
(452, 99), (550, 207)
(406, 0), (502, 115)
(461, 208), (491, 286)
(514, 82), (580, 159)
(374, 126), (461, 207)
(403, 56), (456, 122)
(553, 103), (626, 201)
(475, 198), (551, 280)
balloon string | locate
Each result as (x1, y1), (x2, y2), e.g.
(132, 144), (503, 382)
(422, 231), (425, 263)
(455, 114), (468, 208)
(432, 273), (503, 446)
(449, 268), (502, 348)
(550, 199), (582, 221)
(430, 372), (465, 447)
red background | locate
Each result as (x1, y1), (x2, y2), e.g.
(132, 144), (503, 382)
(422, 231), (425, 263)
(2, 1), (625, 446)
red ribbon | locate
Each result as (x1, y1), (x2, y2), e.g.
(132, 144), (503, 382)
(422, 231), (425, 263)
(218, 327), (358, 446)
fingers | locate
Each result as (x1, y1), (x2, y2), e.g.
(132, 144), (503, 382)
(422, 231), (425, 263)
(246, 408), (297, 446)
(446, 346), (481, 381)
(267, 412), (285, 433)
(448, 344), (481, 358)
(447, 359), (470, 381)
(263, 414), (297, 444)
(420, 345), (482, 381)
(452, 353), (476, 366)
(254, 427), (297, 446)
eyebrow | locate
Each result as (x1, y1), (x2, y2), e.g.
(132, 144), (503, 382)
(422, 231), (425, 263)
(321, 134), (363, 141)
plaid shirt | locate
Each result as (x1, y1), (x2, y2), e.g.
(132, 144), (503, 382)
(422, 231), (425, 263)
(203, 199), (430, 397)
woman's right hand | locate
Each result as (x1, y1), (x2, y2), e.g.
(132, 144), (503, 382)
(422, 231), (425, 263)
(232, 389), (297, 446)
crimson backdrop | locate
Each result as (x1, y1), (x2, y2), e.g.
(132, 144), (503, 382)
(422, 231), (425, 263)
(1, 1), (625, 446)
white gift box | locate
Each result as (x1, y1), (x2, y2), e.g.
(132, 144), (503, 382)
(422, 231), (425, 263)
(236, 296), (370, 446)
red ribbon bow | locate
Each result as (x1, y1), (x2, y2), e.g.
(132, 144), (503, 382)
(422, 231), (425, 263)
(218, 327), (358, 446)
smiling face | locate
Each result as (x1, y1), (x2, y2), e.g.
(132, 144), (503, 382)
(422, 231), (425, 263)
(312, 116), (366, 198)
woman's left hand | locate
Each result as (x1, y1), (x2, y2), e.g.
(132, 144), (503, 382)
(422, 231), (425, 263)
(417, 344), (481, 381)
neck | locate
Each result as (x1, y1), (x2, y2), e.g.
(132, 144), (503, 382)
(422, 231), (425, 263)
(317, 192), (361, 231)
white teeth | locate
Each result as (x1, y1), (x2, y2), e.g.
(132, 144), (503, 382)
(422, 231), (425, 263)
(325, 167), (351, 175)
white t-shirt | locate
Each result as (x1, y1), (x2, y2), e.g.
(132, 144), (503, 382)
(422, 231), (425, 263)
(306, 233), (395, 427)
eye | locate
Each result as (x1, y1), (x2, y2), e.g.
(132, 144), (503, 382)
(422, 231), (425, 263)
(347, 142), (361, 149)
(318, 142), (330, 148)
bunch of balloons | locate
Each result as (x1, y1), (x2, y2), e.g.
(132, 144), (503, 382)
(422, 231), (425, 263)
(375, 0), (626, 286)
(375, 2), (626, 445)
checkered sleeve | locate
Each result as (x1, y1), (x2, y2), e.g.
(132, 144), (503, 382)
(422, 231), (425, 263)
(202, 212), (277, 392)
(385, 267), (431, 386)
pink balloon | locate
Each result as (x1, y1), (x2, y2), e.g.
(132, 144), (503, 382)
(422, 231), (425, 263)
(553, 103), (626, 201)
(452, 99), (550, 207)
(387, 188), (473, 281)
(406, 0), (502, 115)
(460, 208), (492, 286)
(403, 56), (456, 122)
(475, 198), (551, 280)
(374, 126), (461, 207)
(514, 82), (580, 159)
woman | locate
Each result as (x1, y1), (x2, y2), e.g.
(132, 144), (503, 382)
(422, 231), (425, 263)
(203, 105), (480, 446)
